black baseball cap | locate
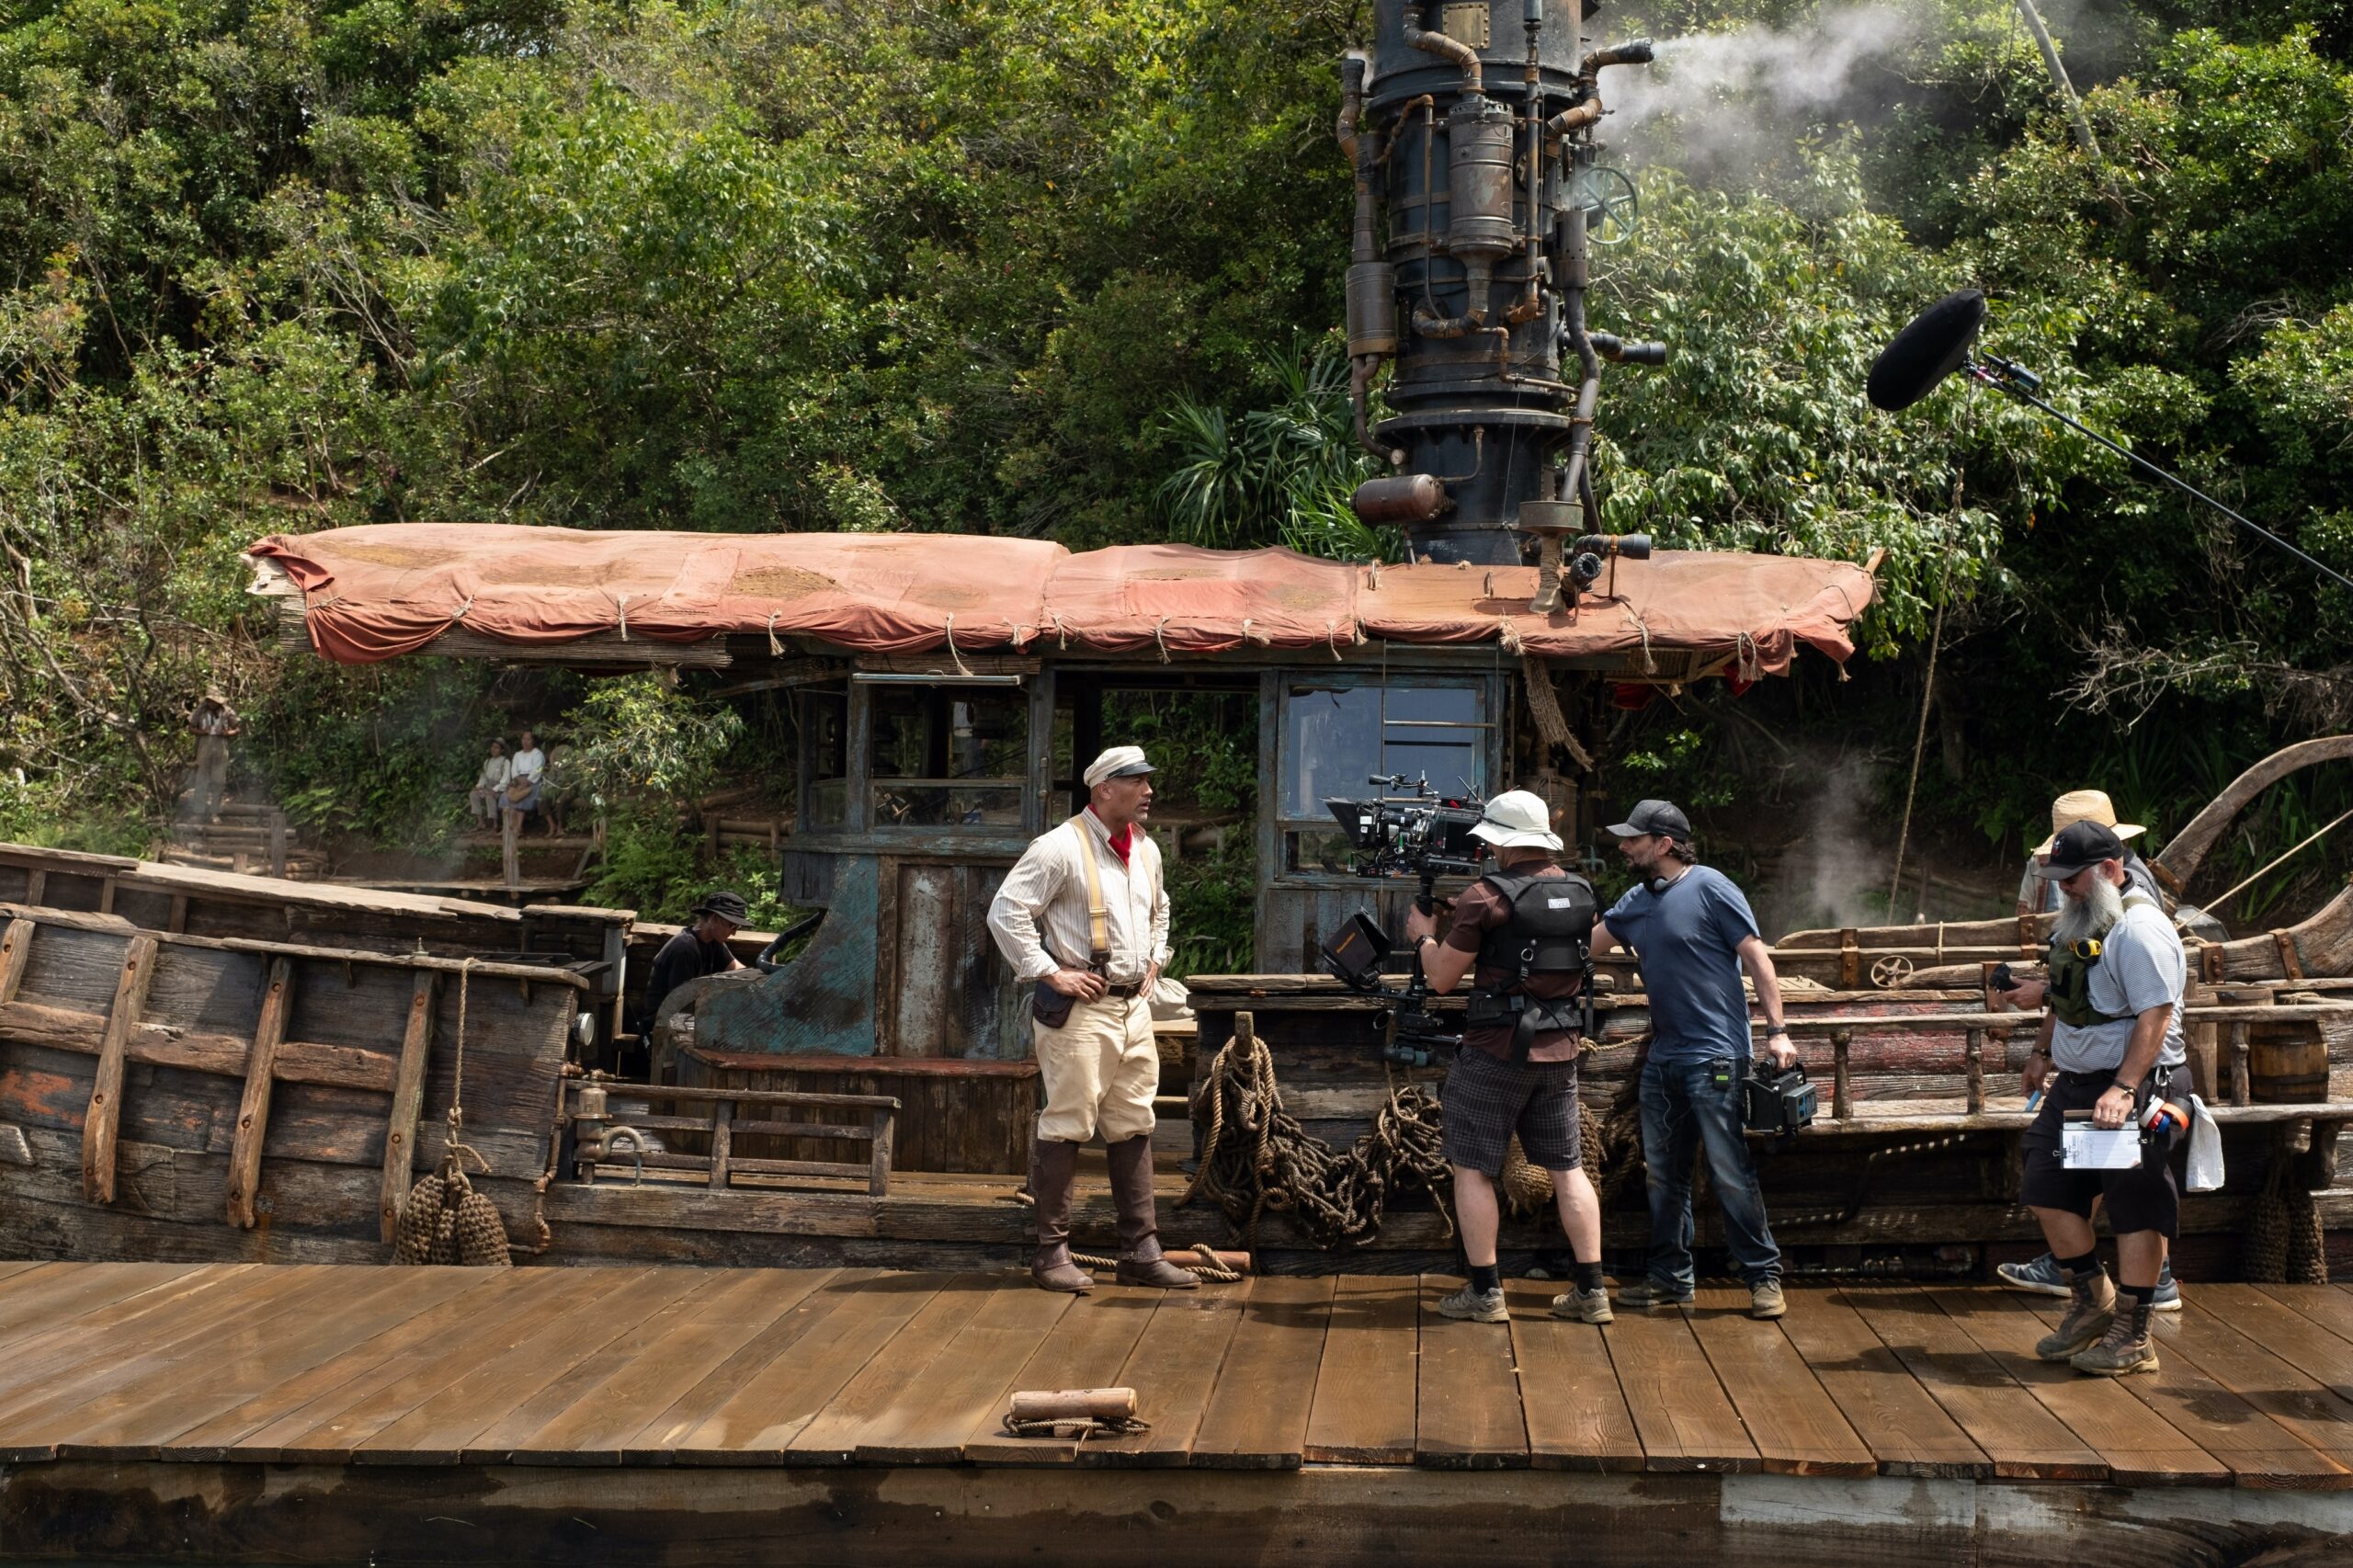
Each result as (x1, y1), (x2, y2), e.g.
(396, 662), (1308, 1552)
(693, 890), (750, 926)
(2033, 820), (2126, 880)
(1606, 799), (1692, 840)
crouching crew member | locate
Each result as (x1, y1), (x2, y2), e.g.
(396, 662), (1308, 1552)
(1406, 790), (1611, 1326)
(1592, 800), (1796, 1321)
(2018, 819), (2190, 1377)
(987, 746), (1197, 1294)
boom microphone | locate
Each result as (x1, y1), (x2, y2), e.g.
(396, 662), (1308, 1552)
(1866, 288), (1986, 412)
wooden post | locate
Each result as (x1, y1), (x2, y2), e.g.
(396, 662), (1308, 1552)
(1831, 1028), (1851, 1121)
(0, 917), (32, 1006)
(83, 935), (159, 1204)
(380, 971), (439, 1243)
(501, 808), (521, 892)
(97, 877), (116, 915)
(1964, 1028), (1985, 1115)
(21, 870), (44, 907)
(2229, 1020), (2252, 1106)
(225, 958), (295, 1228)
(267, 813), (288, 879)
(707, 1096), (733, 1191)
(868, 1103), (896, 1197)
(165, 894), (189, 935)
(1837, 930), (1859, 991)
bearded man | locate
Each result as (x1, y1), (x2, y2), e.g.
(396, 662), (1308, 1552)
(2018, 819), (2192, 1377)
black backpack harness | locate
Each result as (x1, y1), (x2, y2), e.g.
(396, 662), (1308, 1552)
(1461, 868), (1599, 1062)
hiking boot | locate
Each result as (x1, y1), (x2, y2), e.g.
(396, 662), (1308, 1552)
(1748, 1278), (1787, 1320)
(1995, 1252), (2071, 1297)
(1616, 1279), (1694, 1310)
(1027, 1139), (1093, 1294)
(1105, 1135), (1198, 1290)
(1550, 1287), (1614, 1324)
(2070, 1307), (2160, 1377)
(1438, 1283), (1508, 1323)
(2035, 1270), (2115, 1361)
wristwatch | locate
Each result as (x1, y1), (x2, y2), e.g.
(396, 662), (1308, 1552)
(1766, 1027), (1790, 1040)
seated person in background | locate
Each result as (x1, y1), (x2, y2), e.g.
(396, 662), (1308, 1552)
(539, 742), (574, 836)
(505, 728), (547, 826)
(468, 739), (510, 826)
(639, 891), (747, 1037)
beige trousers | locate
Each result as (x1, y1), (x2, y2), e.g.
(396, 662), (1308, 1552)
(1034, 994), (1158, 1144)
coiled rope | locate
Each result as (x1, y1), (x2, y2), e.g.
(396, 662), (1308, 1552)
(392, 960), (512, 1267)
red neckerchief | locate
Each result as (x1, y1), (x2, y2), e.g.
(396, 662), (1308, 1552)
(1107, 823), (1134, 865)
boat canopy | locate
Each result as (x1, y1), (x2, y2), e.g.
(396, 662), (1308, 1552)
(247, 524), (1876, 674)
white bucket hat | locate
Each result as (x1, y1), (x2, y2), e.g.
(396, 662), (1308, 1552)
(2034, 789), (2145, 856)
(1468, 790), (1563, 852)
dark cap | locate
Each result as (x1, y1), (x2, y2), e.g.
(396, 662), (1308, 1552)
(1606, 799), (1692, 841)
(693, 890), (750, 926)
(2033, 819), (2126, 880)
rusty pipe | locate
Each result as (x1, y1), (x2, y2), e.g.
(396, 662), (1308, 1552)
(1582, 38), (1655, 74)
(1404, 5), (1483, 96)
(1337, 54), (1364, 163)
(1546, 96), (1603, 143)
(1415, 256), (1497, 335)
(1350, 354), (1404, 466)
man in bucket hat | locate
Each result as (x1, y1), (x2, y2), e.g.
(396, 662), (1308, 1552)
(639, 890), (747, 1037)
(988, 745), (1197, 1293)
(1592, 800), (1798, 1320)
(1405, 789), (1611, 1325)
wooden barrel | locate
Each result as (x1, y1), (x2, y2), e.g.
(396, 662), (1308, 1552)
(2248, 1022), (2330, 1105)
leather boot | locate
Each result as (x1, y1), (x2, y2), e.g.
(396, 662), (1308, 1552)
(1029, 1139), (1093, 1293)
(1105, 1135), (1198, 1289)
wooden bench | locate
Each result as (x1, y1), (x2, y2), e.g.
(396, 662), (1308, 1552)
(573, 1078), (900, 1196)
(679, 1048), (1040, 1176)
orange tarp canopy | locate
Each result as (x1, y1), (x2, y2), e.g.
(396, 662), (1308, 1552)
(247, 524), (1876, 673)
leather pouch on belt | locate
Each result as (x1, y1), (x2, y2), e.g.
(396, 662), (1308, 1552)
(1031, 980), (1077, 1029)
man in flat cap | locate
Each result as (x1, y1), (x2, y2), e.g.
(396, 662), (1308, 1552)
(988, 745), (1195, 1292)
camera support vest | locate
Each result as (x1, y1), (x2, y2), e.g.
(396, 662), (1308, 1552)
(2044, 891), (2160, 1029)
(1465, 868), (1599, 1062)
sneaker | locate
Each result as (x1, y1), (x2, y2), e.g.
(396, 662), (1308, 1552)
(1616, 1279), (1694, 1309)
(2070, 1310), (2160, 1377)
(2153, 1260), (2181, 1312)
(1995, 1252), (2071, 1297)
(1437, 1284), (1508, 1323)
(1748, 1278), (1786, 1320)
(1550, 1286), (1615, 1324)
(2035, 1272), (2116, 1361)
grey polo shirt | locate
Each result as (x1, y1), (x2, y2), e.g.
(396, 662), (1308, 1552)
(2050, 897), (2188, 1074)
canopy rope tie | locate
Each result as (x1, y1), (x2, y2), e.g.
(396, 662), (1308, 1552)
(448, 597), (472, 624)
(1368, 560), (1382, 590)
(391, 959), (511, 1268)
(765, 612), (783, 657)
(943, 611), (974, 676)
(1052, 613), (1071, 651)
(1497, 617), (1525, 655)
(1628, 607), (1655, 673)
(614, 592), (632, 642)
(1735, 630), (1762, 683)
(1324, 619), (1345, 662)
(1154, 615), (1171, 665)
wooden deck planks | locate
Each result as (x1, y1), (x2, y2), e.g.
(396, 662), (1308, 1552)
(1841, 1285), (2104, 1480)
(1597, 1302), (1758, 1473)
(620, 1269), (881, 1463)
(1502, 1280), (1643, 1471)
(2256, 1280), (2353, 1346)
(785, 1274), (1002, 1464)
(1773, 1287), (1987, 1478)
(1414, 1276), (1529, 1470)
(851, 1282), (1076, 1463)
(961, 1286), (1162, 1466)
(2155, 1296), (2353, 1471)
(1302, 1276), (1419, 1464)
(1188, 1274), (1334, 1469)
(1076, 1287), (1245, 1468)
(1687, 1288), (1876, 1477)
(1923, 1287), (2228, 1486)
(2195, 1285), (2353, 1403)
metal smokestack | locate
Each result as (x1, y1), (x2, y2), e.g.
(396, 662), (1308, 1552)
(1343, 1), (1661, 568)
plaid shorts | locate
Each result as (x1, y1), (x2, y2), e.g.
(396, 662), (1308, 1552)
(1439, 1045), (1582, 1179)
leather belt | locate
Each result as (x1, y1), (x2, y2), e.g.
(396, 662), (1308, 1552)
(1103, 982), (1145, 1000)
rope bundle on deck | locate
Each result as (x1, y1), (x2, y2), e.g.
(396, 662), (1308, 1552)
(392, 960), (512, 1268)
(1182, 1017), (1452, 1249)
(2245, 1159), (2328, 1285)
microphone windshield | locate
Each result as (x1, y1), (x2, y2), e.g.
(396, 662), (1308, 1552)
(1867, 288), (1986, 412)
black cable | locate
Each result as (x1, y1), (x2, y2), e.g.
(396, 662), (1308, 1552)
(1969, 358), (2353, 597)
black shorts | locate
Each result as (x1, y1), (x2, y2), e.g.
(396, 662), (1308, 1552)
(1439, 1046), (1582, 1178)
(2019, 1065), (2191, 1238)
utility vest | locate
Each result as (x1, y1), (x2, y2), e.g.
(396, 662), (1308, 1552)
(2044, 892), (2160, 1029)
(1462, 868), (1599, 1062)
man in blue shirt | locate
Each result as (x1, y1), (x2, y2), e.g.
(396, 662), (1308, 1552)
(1593, 800), (1797, 1319)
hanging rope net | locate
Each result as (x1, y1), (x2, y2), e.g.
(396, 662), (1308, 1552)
(392, 960), (513, 1268)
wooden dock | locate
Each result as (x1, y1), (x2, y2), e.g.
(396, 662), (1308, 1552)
(0, 1261), (2347, 1564)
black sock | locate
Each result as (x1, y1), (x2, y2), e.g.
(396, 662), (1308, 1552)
(1469, 1263), (1501, 1294)
(1574, 1261), (1606, 1293)
(2057, 1248), (2100, 1280)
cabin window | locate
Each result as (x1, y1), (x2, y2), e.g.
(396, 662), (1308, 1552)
(1277, 680), (1487, 873)
(800, 687), (850, 828)
(867, 683), (1029, 827)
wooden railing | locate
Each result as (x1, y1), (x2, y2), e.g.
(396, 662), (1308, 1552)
(572, 1080), (900, 1196)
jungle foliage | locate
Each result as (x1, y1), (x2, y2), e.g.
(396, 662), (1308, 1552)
(0, 0), (2349, 913)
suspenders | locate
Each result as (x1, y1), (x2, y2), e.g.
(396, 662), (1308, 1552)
(1066, 815), (1112, 972)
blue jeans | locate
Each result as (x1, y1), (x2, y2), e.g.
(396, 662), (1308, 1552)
(1639, 1055), (1781, 1290)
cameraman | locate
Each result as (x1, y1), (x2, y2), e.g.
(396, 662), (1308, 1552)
(1592, 800), (1795, 1321)
(1404, 790), (1611, 1326)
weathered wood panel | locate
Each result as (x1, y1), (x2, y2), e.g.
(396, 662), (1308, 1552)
(677, 1049), (1035, 1176)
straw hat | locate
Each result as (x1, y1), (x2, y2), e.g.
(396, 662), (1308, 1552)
(2034, 789), (2144, 856)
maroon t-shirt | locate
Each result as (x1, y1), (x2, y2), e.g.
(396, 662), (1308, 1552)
(1442, 865), (1586, 1062)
